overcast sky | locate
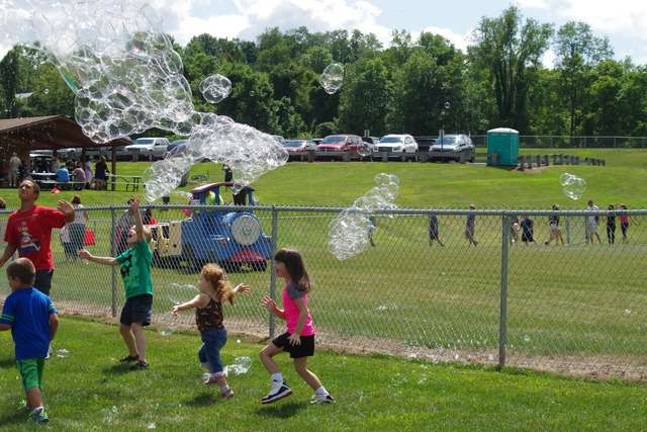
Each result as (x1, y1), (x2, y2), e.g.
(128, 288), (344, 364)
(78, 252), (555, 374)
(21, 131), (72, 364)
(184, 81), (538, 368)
(3, 0), (647, 64)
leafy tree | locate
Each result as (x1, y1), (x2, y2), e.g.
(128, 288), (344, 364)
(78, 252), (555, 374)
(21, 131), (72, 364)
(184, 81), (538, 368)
(554, 21), (613, 137)
(470, 6), (553, 130)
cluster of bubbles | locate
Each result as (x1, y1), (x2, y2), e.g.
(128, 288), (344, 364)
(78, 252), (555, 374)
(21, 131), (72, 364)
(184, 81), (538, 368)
(223, 356), (252, 376)
(199, 74), (232, 104)
(9, 0), (287, 201)
(328, 173), (399, 260)
(560, 172), (586, 200)
(144, 113), (288, 201)
(319, 63), (344, 95)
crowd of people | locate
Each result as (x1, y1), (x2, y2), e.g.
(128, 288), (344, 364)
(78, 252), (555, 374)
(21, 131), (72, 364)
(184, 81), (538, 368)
(4, 153), (110, 191)
(420, 200), (637, 247)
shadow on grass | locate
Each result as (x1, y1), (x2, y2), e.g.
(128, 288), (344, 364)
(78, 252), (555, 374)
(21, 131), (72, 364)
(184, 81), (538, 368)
(0, 409), (28, 427)
(184, 392), (216, 407)
(0, 357), (16, 368)
(255, 401), (308, 419)
(101, 363), (137, 377)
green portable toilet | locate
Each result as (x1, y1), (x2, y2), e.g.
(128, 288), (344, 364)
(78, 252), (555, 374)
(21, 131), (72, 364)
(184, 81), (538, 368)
(487, 128), (519, 166)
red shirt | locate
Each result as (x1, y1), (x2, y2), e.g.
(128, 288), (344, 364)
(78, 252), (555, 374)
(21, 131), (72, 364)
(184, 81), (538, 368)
(4, 206), (66, 270)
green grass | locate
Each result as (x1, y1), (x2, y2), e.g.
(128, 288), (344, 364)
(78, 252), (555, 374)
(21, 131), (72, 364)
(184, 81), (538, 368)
(1, 149), (646, 365)
(0, 317), (645, 431)
(1, 148), (646, 209)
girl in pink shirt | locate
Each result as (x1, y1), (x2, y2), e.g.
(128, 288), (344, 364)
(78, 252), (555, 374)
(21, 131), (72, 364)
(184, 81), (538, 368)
(259, 249), (334, 405)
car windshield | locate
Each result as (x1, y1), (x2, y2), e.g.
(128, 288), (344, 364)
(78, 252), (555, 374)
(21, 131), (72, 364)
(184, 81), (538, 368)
(380, 136), (403, 143)
(134, 138), (154, 145)
(323, 135), (347, 144)
(284, 140), (305, 148)
(435, 136), (458, 144)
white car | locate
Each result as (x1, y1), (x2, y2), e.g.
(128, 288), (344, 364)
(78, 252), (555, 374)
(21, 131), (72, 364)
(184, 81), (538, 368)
(376, 134), (418, 153)
(125, 137), (170, 160)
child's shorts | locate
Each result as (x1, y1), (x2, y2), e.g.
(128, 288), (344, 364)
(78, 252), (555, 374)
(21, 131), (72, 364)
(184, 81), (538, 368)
(120, 294), (153, 326)
(272, 332), (315, 358)
(16, 359), (45, 392)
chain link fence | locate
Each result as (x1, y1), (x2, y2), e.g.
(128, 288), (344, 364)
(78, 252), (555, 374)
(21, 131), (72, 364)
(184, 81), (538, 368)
(1, 206), (645, 380)
(470, 135), (647, 148)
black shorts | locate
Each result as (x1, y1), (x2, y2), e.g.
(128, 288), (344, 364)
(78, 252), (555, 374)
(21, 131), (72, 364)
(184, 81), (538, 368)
(272, 332), (315, 358)
(120, 294), (153, 327)
(34, 270), (54, 297)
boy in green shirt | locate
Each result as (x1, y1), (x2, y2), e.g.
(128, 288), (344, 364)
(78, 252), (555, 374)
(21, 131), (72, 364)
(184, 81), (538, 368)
(80, 198), (153, 369)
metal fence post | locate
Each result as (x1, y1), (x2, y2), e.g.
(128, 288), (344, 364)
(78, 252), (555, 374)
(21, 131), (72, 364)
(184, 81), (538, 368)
(110, 207), (117, 318)
(565, 215), (571, 245)
(268, 206), (279, 338)
(498, 213), (511, 369)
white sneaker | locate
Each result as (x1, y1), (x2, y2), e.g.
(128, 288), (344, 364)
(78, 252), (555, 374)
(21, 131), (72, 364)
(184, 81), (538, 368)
(310, 393), (335, 404)
(261, 382), (292, 404)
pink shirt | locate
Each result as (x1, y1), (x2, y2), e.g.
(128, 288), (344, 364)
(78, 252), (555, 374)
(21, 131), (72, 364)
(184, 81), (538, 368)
(282, 283), (315, 336)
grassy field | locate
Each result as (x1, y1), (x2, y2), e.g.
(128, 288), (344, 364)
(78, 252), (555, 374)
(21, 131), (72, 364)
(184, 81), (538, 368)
(0, 317), (645, 431)
(1, 148), (646, 209)
(0, 149), (645, 374)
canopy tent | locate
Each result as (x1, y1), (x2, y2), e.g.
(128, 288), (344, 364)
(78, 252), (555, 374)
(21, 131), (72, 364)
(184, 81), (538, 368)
(0, 115), (130, 185)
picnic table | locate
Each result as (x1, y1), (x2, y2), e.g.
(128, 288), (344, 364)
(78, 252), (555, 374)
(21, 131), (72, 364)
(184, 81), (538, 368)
(30, 172), (85, 190)
(106, 173), (142, 192)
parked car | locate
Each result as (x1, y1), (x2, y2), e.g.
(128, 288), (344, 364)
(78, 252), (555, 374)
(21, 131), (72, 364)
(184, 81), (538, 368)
(125, 137), (170, 160)
(29, 149), (54, 158)
(85, 145), (131, 161)
(376, 134), (418, 153)
(429, 134), (475, 163)
(149, 182), (272, 272)
(166, 139), (189, 157)
(362, 136), (380, 153)
(317, 134), (364, 153)
(311, 137), (323, 146)
(57, 147), (82, 159)
(283, 139), (317, 154)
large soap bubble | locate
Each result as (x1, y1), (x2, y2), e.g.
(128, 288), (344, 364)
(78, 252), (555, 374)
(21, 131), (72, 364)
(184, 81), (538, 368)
(199, 74), (231, 104)
(560, 172), (586, 200)
(319, 63), (344, 95)
(10, 0), (288, 199)
(329, 173), (399, 260)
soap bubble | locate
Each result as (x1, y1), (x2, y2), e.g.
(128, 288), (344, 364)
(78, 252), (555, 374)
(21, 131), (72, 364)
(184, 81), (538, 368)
(560, 172), (586, 200)
(224, 356), (252, 376)
(12, 0), (288, 198)
(329, 173), (399, 260)
(319, 63), (344, 94)
(55, 348), (70, 358)
(199, 74), (231, 104)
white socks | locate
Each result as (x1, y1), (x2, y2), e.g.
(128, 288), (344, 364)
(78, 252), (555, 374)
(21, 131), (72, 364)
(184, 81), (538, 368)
(271, 372), (283, 384)
(315, 386), (329, 397)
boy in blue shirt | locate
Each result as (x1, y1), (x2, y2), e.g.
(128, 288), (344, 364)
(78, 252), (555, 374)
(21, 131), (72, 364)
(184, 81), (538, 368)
(0, 257), (59, 424)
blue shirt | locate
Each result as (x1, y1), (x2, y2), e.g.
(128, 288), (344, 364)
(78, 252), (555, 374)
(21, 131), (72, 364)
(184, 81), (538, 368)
(56, 167), (70, 182)
(0, 288), (57, 360)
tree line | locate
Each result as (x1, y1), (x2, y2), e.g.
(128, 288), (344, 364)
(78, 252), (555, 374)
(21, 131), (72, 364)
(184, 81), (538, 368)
(2, 6), (647, 140)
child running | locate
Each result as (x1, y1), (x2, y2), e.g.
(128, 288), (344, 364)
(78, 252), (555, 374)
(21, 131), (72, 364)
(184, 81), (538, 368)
(79, 198), (153, 369)
(0, 258), (59, 424)
(171, 263), (249, 399)
(259, 248), (335, 405)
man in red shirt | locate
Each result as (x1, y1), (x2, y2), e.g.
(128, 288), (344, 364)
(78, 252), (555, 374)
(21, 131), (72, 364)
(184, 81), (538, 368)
(0, 180), (75, 296)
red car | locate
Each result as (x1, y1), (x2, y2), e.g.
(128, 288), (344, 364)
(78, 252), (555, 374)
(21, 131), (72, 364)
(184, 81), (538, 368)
(317, 134), (364, 152)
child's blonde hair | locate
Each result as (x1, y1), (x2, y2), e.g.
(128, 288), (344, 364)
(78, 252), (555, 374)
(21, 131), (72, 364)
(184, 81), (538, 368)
(201, 263), (234, 304)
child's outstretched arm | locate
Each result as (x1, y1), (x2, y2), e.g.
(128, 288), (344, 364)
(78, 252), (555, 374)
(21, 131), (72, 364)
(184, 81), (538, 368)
(131, 198), (145, 242)
(261, 295), (286, 320)
(233, 283), (250, 298)
(79, 249), (118, 266)
(171, 294), (210, 315)
(0, 323), (10, 331)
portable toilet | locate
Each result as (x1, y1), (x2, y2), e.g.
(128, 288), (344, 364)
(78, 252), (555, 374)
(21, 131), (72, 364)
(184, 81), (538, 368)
(487, 128), (519, 166)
